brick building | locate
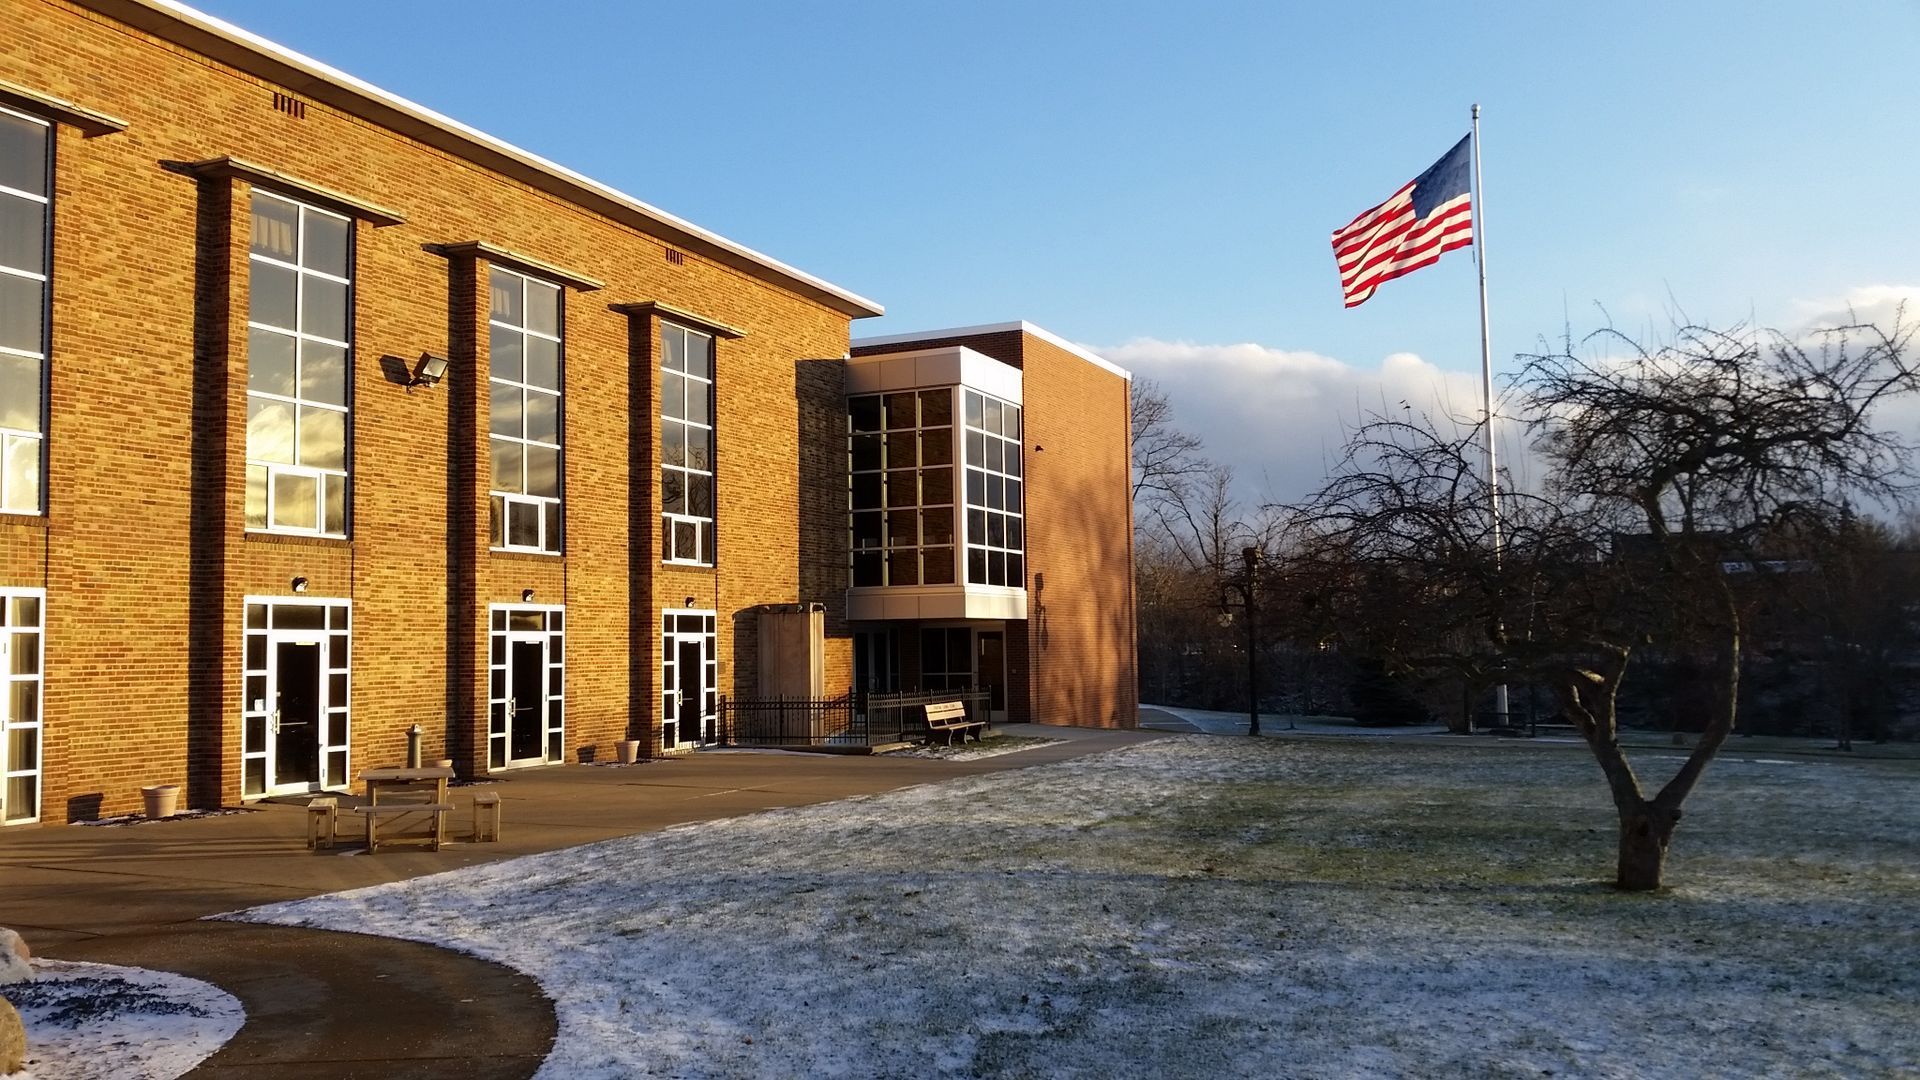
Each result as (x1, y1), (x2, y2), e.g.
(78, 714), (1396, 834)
(0, 0), (1136, 825)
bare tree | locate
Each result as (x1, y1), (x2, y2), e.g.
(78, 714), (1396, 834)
(1287, 316), (1919, 891)
(1525, 318), (1918, 888)
(1131, 378), (1207, 504)
(1284, 415), (1594, 734)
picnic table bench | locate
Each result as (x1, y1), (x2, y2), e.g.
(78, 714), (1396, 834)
(351, 802), (454, 852)
(354, 766), (455, 852)
(924, 700), (987, 746)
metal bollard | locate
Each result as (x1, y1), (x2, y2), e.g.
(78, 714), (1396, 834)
(407, 724), (423, 768)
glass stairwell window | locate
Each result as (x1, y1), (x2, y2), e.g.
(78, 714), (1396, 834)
(962, 390), (1024, 587)
(849, 388), (955, 586)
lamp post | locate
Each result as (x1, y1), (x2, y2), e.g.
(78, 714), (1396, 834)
(1242, 547), (1260, 736)
(1219, 547), (1264, 737)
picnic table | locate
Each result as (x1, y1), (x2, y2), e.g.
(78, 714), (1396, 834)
(354, 766), (455, 852)
(363, 766), (453, 804)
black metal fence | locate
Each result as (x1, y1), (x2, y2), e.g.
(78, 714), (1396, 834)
(717, 694), (855, 747)
(719, 688), (993, 748)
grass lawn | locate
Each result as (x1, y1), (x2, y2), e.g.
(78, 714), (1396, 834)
(234, 736), (1920, 1078)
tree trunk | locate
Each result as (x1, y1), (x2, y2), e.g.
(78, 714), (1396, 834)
(1615, 801), (1680, 891)
(1450, 680), (1473, 735)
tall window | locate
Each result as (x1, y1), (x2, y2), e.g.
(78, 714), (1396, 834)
(963, 390), (1024, 587)
(849, 389), (956, 587)
(919, 627), (973, 692)
(0, 108), (50, 515)
(246, 191), (351, 535)
(490, 268), (563, 552)
(660, 323), (715, 565)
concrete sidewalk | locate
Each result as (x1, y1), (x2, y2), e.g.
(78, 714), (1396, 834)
(0, 723), (1160, 1077)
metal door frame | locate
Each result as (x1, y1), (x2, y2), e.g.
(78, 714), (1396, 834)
(488, 603), (565, 770)
(0, 588), (45, 825)
(661, 608), (716, 749)
(241, 596), (351, 799)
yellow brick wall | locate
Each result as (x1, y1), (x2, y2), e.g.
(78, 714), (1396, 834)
(0, 0), (858, 818)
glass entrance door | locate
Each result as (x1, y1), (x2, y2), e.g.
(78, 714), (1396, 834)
(242, 598), (350, 799)
(977, 631), (1007, 723)
(508, 639), (546, 764)
(660, 610), (716, 750)
(676, 639), (706, 745)
(853, 629), (899, 694)
(271, 642), (322, 787)
(488, 606), (565, 770)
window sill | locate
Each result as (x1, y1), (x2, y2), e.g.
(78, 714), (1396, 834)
(492, 547), (563, 562)
(245, 530), (351, 550)
(661, 559), (715, 570)
(0, 512), (47, 531)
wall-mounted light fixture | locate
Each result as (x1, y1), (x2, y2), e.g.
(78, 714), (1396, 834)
(521, 588), (535, 603)
(684, 596), (697, 609)
(409, 352), (450, 389)
(292, 576), (309, 594)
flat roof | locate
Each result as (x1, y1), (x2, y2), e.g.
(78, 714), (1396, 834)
(86, 0), (884, 320)
(852, 321), (1131, 381)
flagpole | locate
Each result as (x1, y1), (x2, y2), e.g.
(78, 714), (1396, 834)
(1472, 102), (1510, 731)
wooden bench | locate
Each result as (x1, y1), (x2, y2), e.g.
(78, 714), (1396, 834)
(350, 802), (452, 853)
(306, 797), (338, 850)
(924, 701), (987, 746)
(471, 791), (502, 843)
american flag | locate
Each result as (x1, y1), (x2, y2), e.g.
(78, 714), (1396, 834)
(1332, 135), (1474, 308)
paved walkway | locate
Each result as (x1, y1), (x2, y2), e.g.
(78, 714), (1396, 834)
(0, 723), (1161, 1078)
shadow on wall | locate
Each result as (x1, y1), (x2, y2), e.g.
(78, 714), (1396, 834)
(624, 311), (658, 744)
(795, 359), (851, 665)
(443, 258), (482, 773)
(730, 610), (754, 700)
(186, 174), (232, 815)
(1029, 462), (1140, 729)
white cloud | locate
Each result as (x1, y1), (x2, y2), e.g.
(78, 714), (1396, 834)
(1788, 284), (1920, 333)
(1092, 338), (1530, 507)
(1094, 285), (1920, 512)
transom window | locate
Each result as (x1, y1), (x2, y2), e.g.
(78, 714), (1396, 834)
(489, 267), (564, 553)
(660, 323), (715, 565)
(0, 108), (51, 515)
(963, 390), (1024, 587)
(246, 191), (352, 536)
(849, 388), (956, 587)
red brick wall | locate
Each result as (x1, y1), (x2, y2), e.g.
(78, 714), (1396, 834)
(0, 0), (857, 818)
(1015, 335), (1138, 728)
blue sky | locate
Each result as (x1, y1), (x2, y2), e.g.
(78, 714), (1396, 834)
(191, 0), (1920, 500)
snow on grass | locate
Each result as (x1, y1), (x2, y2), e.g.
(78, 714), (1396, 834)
(6, 960), (243, 1079)
(231, 737), (1920, 1078)
(886, 735), (1064, 761)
